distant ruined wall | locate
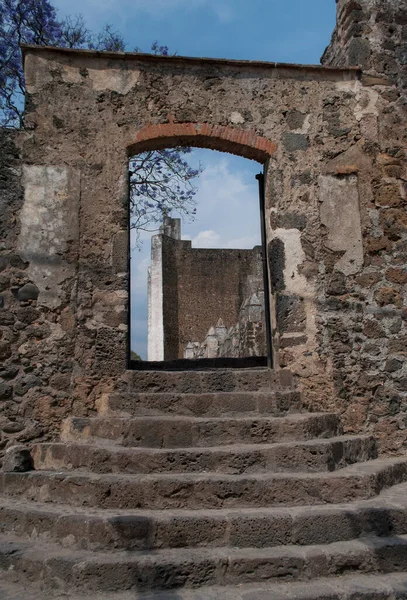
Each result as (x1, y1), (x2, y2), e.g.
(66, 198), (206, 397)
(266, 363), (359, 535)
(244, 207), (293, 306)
(148, 217), (264, 361)
(1, 0), (407, 462)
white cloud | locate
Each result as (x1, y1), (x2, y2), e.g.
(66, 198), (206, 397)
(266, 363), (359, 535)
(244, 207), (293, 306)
(192, 229), (221, 248)
(226, 234), (260, 249)
(180, 153), (261, 249)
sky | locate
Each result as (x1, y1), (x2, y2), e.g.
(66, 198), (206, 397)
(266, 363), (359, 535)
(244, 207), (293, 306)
(52, 0), (337, 359)
(52, 0), (336, 65)
(130, 151), (262, 358)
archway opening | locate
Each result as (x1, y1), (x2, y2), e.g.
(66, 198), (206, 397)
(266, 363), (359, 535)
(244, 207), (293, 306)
(128, 136), (273, 370)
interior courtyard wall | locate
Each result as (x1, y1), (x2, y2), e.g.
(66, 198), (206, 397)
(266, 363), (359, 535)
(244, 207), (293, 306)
(0, 0), (407, 462)
(159, 235), (264, 361)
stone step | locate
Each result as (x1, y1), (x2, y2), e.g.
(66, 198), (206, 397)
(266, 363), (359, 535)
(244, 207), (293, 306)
(3, 570), (407, 600)
(99, 389), (302, 417)
(32, 435), (377, 475)
(119, 368), (283, 394)
(2, 458), (407, 510)
(2, 482), (407, 552)
(2, 535), (407, 593)
(2, 572), (407, 600)
(61, 412), (342, 448)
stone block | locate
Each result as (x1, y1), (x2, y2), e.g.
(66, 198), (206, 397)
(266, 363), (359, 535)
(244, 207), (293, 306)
(285, 109), (306, 130)
(348, 37), (371, 68)
(17, 283), (39, 301)
(268, 238), (285, 293)
(112, 230), (128, 274)
(270, 212), (307, 231)
(282, 133), (309, 152)
(374, 287), (403, 308)
(386, 268), (407, 285)
(2, 445), (33, 472)
(276, 294), (306, 334)
(374, 182), (403, 208)
(319, 175), (363, 276)
(0, 381), (12, 400)
(381, 208), (407, 240)
(327, 271), (347, 296)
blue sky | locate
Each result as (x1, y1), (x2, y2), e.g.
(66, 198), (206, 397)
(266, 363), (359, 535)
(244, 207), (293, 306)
(52, 0), (337, 358)
(53, 0), (336, 64)
(130, 151), (262, 358)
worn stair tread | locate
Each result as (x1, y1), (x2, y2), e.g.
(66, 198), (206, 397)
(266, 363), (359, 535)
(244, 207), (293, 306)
(101, 389), (302, 417)
(2, 457), (407, 511)
(6, 455), (405, 482)
(61, 412), (341, 448)
(4, 479), (407, 518)
(105, 390), (297, 398)
(2, 571), (407, 599)
(3, 533), (407, 593)
(33, 434), (375, 463)
(4, 531), (407, 561)
(3, 480), (407, 552)
(66, 412), (336, 424)
(36, 434), (372, 455)
(31, 435), (377, 476)
(120, 368), (280, 394)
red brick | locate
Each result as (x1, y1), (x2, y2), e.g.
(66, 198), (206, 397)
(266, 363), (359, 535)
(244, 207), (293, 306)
(130, 122), (275, 161)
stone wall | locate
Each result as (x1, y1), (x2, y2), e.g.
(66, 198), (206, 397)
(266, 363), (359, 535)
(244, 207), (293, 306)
(311, 0), (407, 452)
(0, 128), (87, 466)
(148, 217), (265, 360)
(1, 0), (407, 461)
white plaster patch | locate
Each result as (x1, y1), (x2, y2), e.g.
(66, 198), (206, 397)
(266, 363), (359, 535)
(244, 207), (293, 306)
(24, 54), (53, 93)
(18, 166), (80, 309)
(60, 64), (82, 85)
(336, 80), (379, 122)
(87, 67), (140, 94)
(60, 64), (140, 93)
(293, 113), (311, 134)
(229, 112), (245, 124)
(25, 52), (140, 94)
(271, 228), (311, 296)
(319, 174), (364, 276)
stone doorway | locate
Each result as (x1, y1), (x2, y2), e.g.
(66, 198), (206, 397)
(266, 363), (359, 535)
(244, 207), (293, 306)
(128, 145), (273, 370)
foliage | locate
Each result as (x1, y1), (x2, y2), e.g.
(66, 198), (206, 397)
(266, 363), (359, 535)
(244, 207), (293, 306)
(130, 148), (202, 240)
(0, 1), (127, 126)
(0, 0), (202, 236)
(59, 14), (89, 48)
(0, 0), (64, 126)
(151, 41), (169, 56)
(90, 24), (125, 52)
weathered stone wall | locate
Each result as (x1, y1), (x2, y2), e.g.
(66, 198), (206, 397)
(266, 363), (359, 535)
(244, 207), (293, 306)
(17, 43), (360, 428)
(153, 220), (265, 360)
(1, 0), (407, 461)
(0, 128), (86, 466)
(312, 0), (407, 452)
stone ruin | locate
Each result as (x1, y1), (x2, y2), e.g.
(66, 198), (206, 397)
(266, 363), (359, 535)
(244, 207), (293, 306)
(2, 1), (407, 596)
(0, 0), (406, 450)
(0, 0), (406, 457)
(147, 216), (266, 361)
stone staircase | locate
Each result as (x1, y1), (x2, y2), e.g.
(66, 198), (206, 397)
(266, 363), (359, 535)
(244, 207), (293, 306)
(2, 368), (407, 599)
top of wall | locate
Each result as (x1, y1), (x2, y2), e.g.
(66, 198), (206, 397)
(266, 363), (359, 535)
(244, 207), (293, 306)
(21, 44), (361, 83)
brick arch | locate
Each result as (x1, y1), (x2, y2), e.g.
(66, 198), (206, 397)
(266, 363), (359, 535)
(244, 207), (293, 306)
(128, 122), (276, 162)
